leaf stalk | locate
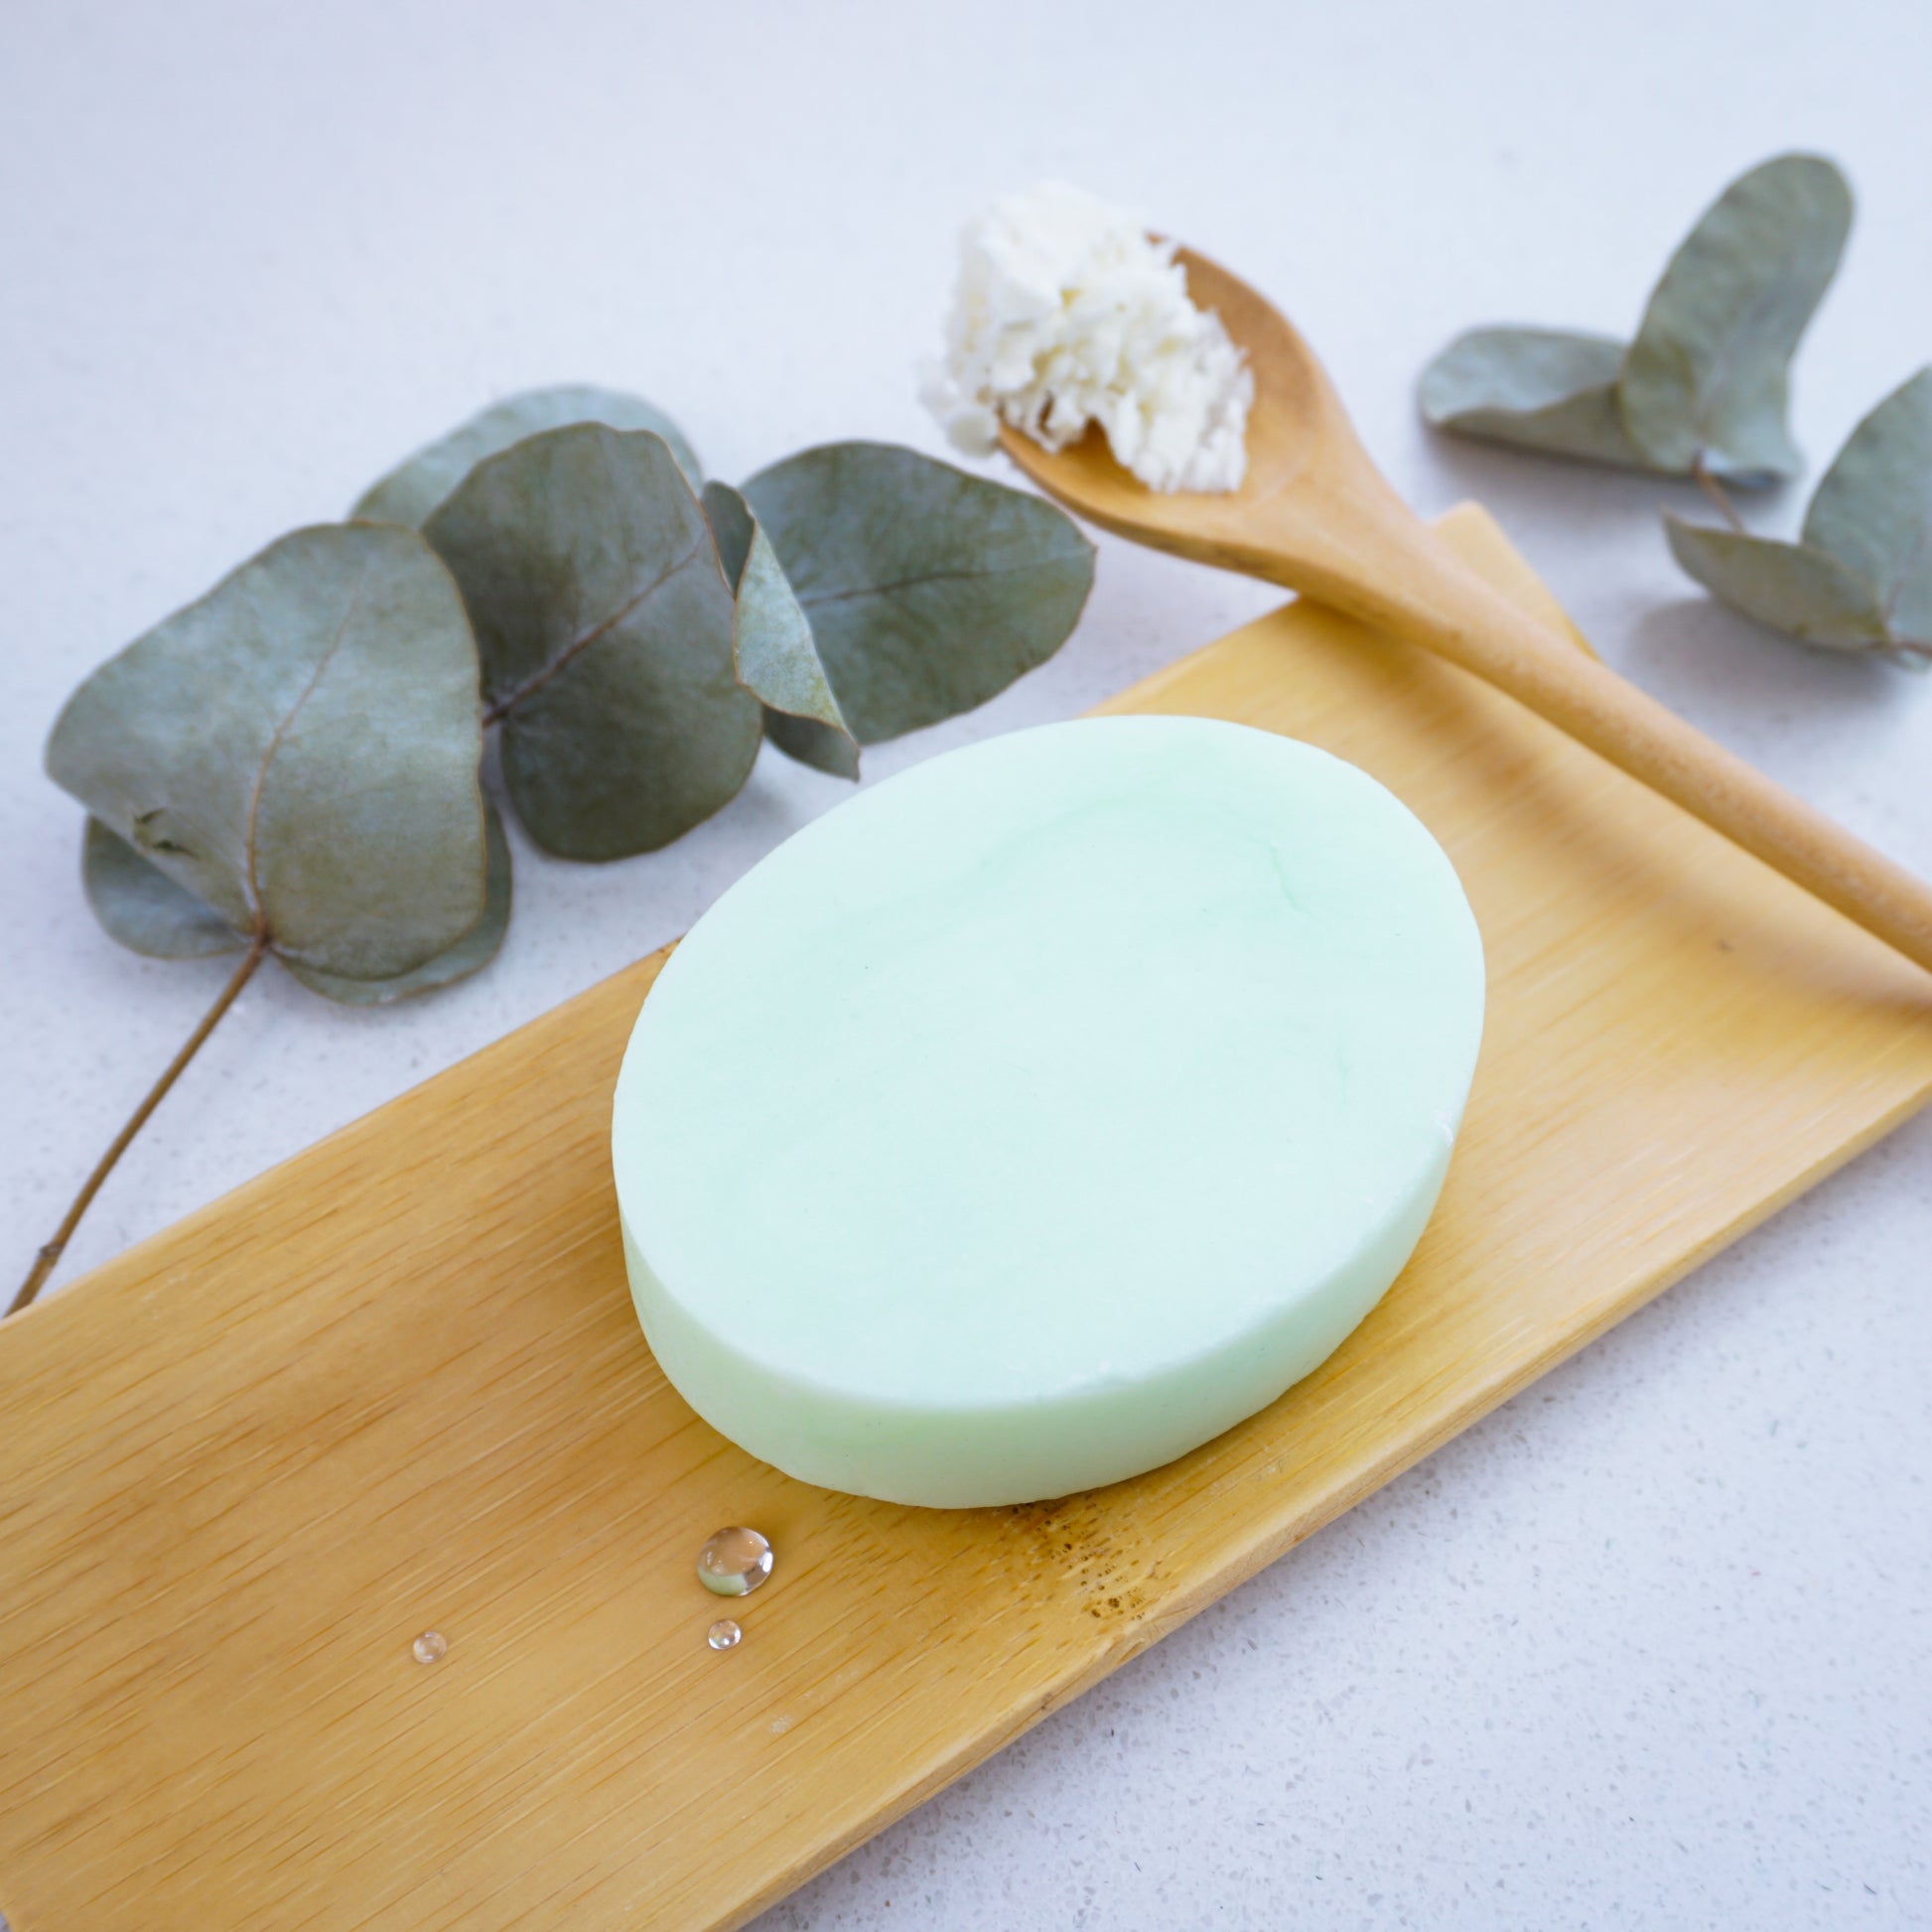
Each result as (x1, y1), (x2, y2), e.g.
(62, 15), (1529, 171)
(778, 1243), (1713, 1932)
(1693, 453), (1748, 534)
(8, 934), (269, 1317)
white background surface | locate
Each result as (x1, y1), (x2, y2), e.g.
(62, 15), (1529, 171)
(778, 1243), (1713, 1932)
(2, 2), (1929, 1926)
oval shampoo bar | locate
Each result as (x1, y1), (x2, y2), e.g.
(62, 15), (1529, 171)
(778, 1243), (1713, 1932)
(612, 716), (1484, 1508)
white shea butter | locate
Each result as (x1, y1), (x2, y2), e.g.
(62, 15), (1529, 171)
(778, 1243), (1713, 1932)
(924, 181), (1254, 494)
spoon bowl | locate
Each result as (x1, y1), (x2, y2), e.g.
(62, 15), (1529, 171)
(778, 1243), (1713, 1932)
(998, 243), (1932, 978)
(999, 245), (1417, 602)
(999, 248), (1335, 547)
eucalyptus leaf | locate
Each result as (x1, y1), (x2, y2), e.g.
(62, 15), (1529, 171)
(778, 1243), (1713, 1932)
(283, 799), (513, 1002)
(1620, 154), (1853, 484)
(1665, 363), (1932, 660)
(1802, 366), (1932, 647)
(48, 523), (489, 980)
(83, 800), (514, 998)
(82, 815), (244, 959)
(424, 425), (760, 861)
(743, 443), (1094, 744)
(702, 481), (860, 780)
(1663, 518), (1891, 650)
(352, 384), (703, 529)
(1419, 327), (1659, 470)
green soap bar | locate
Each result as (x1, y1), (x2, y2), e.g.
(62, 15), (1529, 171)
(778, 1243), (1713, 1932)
(613, 717), (1484, 1508)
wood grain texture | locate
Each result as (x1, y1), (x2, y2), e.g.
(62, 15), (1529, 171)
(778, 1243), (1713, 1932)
(3, 505), (1930, 1932)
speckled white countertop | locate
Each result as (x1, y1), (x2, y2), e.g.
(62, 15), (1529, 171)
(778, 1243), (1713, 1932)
(2, 2), (1928, 1925)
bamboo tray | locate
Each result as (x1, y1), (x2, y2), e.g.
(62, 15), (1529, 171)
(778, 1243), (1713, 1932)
(3, 505), (1930, 1932)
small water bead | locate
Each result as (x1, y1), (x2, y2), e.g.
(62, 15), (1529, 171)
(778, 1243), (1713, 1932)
(411, 1630), (447, 1665)
(697, 1526), (773, 1597)
(707, 1618), (743, 1652)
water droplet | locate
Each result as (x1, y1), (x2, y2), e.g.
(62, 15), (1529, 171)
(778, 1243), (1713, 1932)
(697, 1525), (773, 1597)
(707, 1617), (743, 1652)
(412, 1630), (447, 1665)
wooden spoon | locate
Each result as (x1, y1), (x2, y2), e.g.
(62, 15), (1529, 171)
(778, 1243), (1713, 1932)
(999, 246), (1932, 978)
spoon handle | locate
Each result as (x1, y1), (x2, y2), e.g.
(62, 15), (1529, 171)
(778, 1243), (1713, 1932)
(1333, 519), (1932, 977)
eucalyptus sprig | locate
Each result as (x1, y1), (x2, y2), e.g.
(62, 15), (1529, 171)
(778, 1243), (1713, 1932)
(1666, 367), (1932, 664)
(1419, 152), (1931, 663)
(15, 391), (1093, 1311)
(1421, 153), (1853, 485)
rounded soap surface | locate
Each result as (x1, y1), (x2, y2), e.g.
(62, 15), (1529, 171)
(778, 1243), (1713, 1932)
(613, 716), (1484, 1508)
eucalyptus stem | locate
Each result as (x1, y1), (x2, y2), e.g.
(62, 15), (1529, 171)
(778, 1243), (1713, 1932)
(1692, 453), (1747, 534)
(8, 935), (268, 1316)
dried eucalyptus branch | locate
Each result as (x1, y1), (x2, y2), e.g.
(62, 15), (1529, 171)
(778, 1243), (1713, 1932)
(1417, 152), (1930, 663)
(1668, 367), (1932, 663)
(1420, 153), (1853, 484)
(16, 394), (1094, 1308)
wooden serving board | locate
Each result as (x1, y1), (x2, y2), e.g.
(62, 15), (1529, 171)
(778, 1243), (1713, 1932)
(4, 506), (1931, 1932)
